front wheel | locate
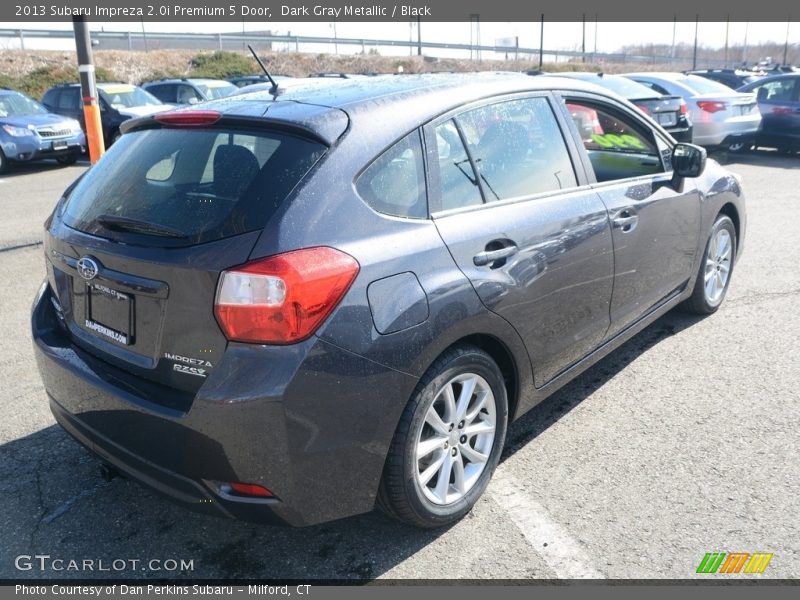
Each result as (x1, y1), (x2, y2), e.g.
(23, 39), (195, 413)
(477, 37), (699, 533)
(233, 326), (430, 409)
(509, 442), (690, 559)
(727, 141), (752, 153)
(377, 345), (508, 528)
(0, 149), (8, 174)
(683, 214), (736, 314)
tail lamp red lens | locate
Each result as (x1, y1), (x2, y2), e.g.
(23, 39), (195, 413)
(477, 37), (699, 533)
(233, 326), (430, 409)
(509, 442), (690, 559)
(697, 101), (727, 113)
(680, 100), (689, 114)
(227, 482), (274, 498)
(154, 110), (222, 126)
(214, 247), (360, 344)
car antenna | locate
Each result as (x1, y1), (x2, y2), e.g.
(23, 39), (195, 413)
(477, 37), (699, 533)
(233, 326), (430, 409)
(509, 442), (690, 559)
(247, 45), (281, 95)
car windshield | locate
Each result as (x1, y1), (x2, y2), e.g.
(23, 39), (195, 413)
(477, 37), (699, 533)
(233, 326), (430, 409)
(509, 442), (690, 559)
(0, 92), (49, 117)
(61, 126), (326, 247)
(99, 85), (163, 109)
(196, 82), (238, 99)
(679, 76), (737, 95)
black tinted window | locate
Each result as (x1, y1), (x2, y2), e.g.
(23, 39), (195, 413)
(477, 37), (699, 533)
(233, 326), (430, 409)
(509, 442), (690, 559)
(57, 88), (80, 110)
(62, 127), (325, 246)
(147, 85), (176, 103)
(456, 97), (577, 201)
(356, 130), (427, 219)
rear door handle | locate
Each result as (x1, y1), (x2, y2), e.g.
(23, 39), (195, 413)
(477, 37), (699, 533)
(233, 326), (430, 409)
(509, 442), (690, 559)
(612, 209), (639, 233)
(473, 244), (519, 266)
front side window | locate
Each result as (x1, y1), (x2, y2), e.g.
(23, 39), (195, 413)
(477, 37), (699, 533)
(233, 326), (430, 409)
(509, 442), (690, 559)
(356, 130), (427, 219)
(566, 101), (665, 182)
(455, 97), (578, 201)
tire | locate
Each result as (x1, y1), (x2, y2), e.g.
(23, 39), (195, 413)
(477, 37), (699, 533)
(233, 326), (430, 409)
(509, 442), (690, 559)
(727, 141), (751, 154)
(56, 154), (78, 166)
(0, 149), (7, 174)
(377, 344), (508, 528)
(683, 214), (736, 315)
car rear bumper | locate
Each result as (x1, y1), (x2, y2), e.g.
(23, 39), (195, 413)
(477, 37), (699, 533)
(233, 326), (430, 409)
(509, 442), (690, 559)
(1, 133), (85, 162)
(667, 125), (693, 142)
(692, 114), (761, 146)
(32, 282), (418, 527)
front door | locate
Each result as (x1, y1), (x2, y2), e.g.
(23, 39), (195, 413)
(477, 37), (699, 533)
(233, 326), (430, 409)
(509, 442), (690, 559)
(429, 94), (615, 386)
(561, 96), (702, 338)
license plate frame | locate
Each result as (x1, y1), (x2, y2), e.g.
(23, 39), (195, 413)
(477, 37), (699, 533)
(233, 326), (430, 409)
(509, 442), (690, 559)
(85, 283), (134, 345)
(52, 140), (68, 151)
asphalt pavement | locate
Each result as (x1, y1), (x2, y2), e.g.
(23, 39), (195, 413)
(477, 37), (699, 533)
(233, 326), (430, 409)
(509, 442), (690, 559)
(0, 152), (797, 581)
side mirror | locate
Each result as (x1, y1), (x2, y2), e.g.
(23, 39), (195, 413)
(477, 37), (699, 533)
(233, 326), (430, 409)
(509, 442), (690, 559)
(672, 143), (706, 181)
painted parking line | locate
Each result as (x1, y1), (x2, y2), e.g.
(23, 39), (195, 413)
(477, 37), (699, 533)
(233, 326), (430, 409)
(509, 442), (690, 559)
(489, 470), (604, 579)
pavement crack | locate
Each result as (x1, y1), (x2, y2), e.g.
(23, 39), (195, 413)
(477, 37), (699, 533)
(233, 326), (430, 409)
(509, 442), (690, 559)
(0, 240), (43, 253)
(41, 480), (111, 525)
(728, 288), (800, 306)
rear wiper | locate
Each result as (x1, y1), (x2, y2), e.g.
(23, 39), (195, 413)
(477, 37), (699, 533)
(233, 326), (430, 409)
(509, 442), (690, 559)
(92, 214), (187, 238)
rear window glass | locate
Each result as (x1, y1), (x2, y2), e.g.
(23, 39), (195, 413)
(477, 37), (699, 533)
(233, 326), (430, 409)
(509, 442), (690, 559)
(356, 130), (427, 219)
(679, 76), (735, 95)
(62, 127), (325, 246)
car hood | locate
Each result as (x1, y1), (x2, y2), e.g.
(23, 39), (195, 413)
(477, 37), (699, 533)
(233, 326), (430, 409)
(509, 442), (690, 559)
(116, 105), (172, 118)
(0, 113), (76, 129)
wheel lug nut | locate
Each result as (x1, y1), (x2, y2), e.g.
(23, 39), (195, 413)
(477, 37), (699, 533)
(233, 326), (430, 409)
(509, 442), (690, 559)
(448, 423), (454, 431)
(460, 435), (467, 443)
(443, 441), (448, 449)
(458, 421), (465, 429)
(451, 448), (457, 456)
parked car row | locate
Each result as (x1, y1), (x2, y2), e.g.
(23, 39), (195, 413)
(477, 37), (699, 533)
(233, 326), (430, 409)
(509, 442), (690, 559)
(545, 69), (800, 155)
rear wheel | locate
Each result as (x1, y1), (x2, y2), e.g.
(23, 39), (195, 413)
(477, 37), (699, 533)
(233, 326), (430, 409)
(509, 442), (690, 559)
(727, 141), (751, 153)
(0, 149), (7, 174)
(683, 214), (736, 315)
(377, 345), (508, 528)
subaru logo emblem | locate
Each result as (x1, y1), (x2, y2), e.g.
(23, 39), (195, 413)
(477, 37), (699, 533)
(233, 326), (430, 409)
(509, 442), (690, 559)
(77, 257), (99, 281)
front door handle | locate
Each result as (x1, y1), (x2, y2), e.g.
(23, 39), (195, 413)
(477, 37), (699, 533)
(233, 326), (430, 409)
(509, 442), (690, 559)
(474, 244), (519, 266)
(612, 209), (639, 233)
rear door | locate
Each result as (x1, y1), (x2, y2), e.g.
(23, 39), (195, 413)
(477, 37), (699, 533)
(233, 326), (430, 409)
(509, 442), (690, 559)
(428, 94), (615, 386)
(559, 94), (701, 338)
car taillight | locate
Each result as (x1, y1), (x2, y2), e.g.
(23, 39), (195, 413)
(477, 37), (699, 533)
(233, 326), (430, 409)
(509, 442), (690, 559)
(636, 104), (651, 115)
(697, 101), (728, 113)
(214, 247), (359, 344)
(226, 482), (274, 498)
(680, 100), (689, 114)
(772, 106), (794, 115)
(154, 110), (221, 126)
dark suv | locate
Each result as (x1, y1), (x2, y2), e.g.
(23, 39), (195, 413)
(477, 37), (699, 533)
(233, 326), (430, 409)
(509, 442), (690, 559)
(33, 74), (745, 528)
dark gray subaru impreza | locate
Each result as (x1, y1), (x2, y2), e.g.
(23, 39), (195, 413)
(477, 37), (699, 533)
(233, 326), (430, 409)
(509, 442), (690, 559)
(32, 73), (745, 528)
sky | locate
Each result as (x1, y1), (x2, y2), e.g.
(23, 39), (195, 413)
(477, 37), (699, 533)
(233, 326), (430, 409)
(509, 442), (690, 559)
(1, 21), (795, 57)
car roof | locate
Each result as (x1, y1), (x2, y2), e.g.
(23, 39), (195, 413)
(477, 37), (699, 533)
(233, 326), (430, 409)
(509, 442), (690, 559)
(128, 73), (628, 147)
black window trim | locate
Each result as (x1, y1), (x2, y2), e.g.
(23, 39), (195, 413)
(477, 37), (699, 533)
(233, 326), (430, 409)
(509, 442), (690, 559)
(424, 91), (592, 217)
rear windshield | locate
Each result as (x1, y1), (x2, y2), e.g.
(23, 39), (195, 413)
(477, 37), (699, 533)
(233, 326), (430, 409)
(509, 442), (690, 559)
(679, 76), (736, 95)
(598, 76), (660, 100)
(62, 127), (325, 246)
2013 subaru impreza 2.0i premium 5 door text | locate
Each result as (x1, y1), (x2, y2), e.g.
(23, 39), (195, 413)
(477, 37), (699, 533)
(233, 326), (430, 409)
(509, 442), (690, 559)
(32, 74), (746, 528)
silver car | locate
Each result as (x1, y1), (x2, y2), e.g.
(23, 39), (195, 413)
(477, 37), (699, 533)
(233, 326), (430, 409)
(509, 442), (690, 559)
(623, 72), (761, 152)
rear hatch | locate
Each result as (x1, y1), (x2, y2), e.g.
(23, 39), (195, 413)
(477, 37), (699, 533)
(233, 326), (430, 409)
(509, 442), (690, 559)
(44, 115), (328, 399)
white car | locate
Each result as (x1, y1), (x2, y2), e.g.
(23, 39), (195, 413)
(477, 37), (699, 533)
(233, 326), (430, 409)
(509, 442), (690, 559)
(623, 72), (762, 152)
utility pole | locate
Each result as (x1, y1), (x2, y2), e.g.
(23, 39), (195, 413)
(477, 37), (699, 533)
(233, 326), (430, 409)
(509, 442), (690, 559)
(742, 22), (749, 67)
(539, 14), (544, 70)
(581, 14), (586, 63)
(417, 16), (422, 56)
(692, 15), (699, 70)
(783, 18), (791, 66)
(724, 17), (730, 68)
(72, 17), (104, 163)
(671, 16), (676, 59)
(593, 14), (598, 62)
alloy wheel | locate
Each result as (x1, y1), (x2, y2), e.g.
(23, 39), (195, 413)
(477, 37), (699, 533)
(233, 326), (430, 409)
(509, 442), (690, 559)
(704, 228), (733, 305)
